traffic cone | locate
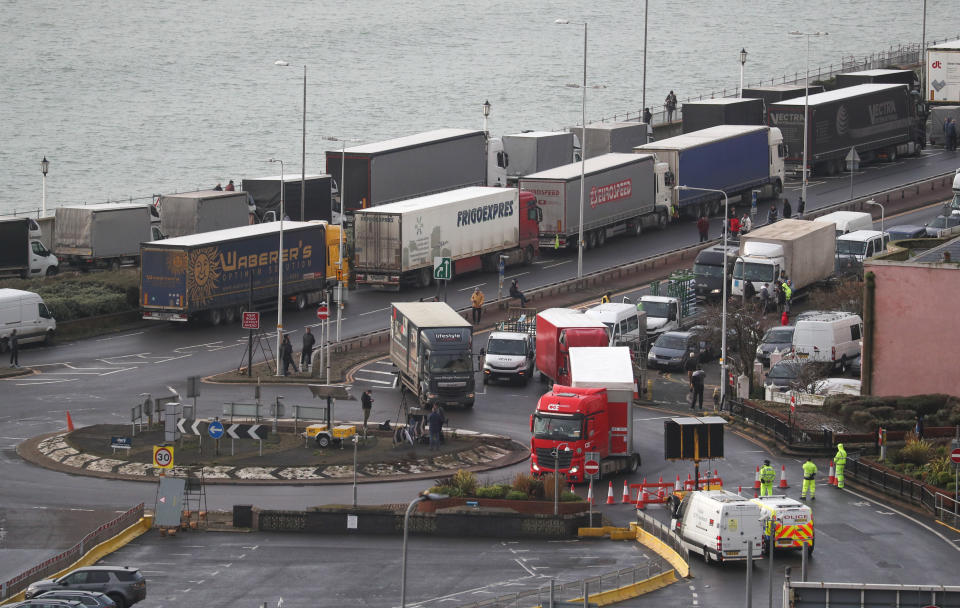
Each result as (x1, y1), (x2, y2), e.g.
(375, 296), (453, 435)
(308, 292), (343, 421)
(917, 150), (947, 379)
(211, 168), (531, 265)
(606, 481), (616, 505)
(65, 411), (75, 432)
(754, 486), (759, 498)
(621, 480), (630, 504)
(753, 465), (761, 489)
(738, 485), (742, 496)
(570, 483), (575, 494)
(828, 460), (837, 485)
(779, 465), (790, 489)
(637, 481), (649, 510)
(587, 483), (594, 505)
(684, 474), (694, 491)
(674, 475), (682, 492)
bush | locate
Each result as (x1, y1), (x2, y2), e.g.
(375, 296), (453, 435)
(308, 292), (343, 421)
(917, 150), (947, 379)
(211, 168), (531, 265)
(869, 406), (896, 420)
(560, 491), (582, 502)
(429, 484), (462, 498)
(894, 437), (936, 466)
(505, 490), (529, 501)
(511, 473), (536, 497)
(541, 473), (563, 500)
(849, 410), (875, 429)
(475, 484), (509, 499)
(0, 269), (141, 322)
(449, 469), (478, 497)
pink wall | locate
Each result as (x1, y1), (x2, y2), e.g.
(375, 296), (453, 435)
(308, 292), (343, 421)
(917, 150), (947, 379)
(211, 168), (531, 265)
(869, 264), (960, 397)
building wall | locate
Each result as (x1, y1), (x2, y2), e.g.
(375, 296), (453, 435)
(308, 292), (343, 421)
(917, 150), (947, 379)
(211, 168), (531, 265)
(868, 263), (960, 397)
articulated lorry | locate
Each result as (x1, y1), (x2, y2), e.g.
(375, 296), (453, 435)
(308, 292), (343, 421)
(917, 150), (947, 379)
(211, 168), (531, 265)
(569, 122), (650, 158)
(502, 131), (578, 184)
(731, 219), (835, 299)
(53, 204), (161, 270)
(0, 218), (58, 278)
(390, 301), (475, 408)
(242, 174), (334, 222)
(352, 187), (540, 289)
(157, 190), (253, 238)
(535, 308), (609, 386)
(530, 347), (640, 483)
(769, 83), (925, 176)
(635, 125), (785, 218)
(926, 39), (960, 105)
(140, 222), (328, 324)
(520, 153), (669, 251)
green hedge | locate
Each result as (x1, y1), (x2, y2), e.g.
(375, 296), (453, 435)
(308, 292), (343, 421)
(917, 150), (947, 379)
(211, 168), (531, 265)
(824, 394), (960, 429)
(0, 270), (140, 322)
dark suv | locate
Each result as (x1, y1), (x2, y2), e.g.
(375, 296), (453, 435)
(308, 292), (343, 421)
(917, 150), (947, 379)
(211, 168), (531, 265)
(25, 567), (145, 608)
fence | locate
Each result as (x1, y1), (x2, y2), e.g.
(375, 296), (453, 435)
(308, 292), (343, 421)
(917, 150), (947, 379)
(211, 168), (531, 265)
(845, 455), (960, 516)
(634, 509), (689, 564)
(0, 503), (144, 600)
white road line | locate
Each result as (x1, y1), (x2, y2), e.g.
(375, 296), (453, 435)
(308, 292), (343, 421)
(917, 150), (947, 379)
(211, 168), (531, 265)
(843, 487), (960, 553)
(96, 331), (145, 341)
(457, 282), (487, 292)
(16, 379), (77, 386)
(504, 271), (529, 280)
(360, 307), (390, 316)
(373, 360), (393, 366)
(514, 558), (536, 576)
(358, 369), (394, 376)
(543, 261), (571, 269)
(354, 377), (394, 385)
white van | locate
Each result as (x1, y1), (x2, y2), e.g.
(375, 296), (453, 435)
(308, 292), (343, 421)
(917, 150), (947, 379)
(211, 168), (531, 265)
(584, 302), (647, 348)
(792, 311), (862, 372)
(670, 490), (763, 564)
(0, 288), (57, 351)
(812, 211), (874, 237)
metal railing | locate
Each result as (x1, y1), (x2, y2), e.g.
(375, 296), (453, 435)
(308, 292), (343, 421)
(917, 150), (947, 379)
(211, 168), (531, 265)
(845, 455), (955, 514)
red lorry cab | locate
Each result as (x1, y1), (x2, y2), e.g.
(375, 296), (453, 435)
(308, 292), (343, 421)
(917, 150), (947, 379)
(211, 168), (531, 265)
(535, 308), (609, 386)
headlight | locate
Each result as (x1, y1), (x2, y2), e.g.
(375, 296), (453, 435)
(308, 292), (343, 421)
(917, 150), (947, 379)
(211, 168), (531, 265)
(532, 463), (540, 471)
(569, 466), (579, 474)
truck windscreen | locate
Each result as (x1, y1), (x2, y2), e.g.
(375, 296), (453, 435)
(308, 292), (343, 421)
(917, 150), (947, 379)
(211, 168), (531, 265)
(487, 339), (526, 356)
(427, 352), (472, 373)
(638, 301), (670, 318)
(836, 240), (866, 256)
(533, 414), (583, 441)
(733, 260), (775, 282)
(693, 263), (724, 278)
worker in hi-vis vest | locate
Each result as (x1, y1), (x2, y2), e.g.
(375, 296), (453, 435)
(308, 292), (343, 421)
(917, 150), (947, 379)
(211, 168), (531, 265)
(801, 457), (818, 500)
(834, 443), (847, 489)
(759, 459), (776, 497)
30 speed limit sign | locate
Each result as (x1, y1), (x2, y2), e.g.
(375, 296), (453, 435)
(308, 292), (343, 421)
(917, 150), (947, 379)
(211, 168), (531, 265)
(152, 445), (174, 469)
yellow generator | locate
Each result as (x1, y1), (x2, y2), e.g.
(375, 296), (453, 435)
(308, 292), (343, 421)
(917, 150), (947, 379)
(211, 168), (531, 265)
(304, 423), (356, 448)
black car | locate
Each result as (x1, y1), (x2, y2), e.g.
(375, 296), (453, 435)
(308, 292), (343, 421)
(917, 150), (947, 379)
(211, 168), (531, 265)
(756, 326), (795, 367)
(647, 330), (712, 371)
(25, 567), (145, 608)
(37, 591), (117, 608)
(885, 224), (927, 240)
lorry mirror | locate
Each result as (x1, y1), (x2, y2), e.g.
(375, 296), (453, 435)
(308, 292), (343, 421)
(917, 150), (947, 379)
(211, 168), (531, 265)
(558, 366), (567, 377)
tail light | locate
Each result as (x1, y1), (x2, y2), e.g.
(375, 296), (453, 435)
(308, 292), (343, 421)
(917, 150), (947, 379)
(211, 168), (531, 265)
(831, 346), (836, 361)
(716, 534), (723, 556)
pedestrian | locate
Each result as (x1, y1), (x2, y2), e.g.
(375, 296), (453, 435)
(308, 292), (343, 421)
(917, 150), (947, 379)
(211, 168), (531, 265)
(759, 459), (776, 496)
(740, 212), (752, 234)
(684, 351), (698, 383)
(224, 179), (235, 191)
(428, 405), (444, 451)
(729, 213), (741, 240)
(213, 182), (223, 191)
(776, 281), (786, 314)
(796, 196), (806, 219)
(361, 389), (374, 430)
(643, 107), (653, 125)
(300, 326), (316, 371)
(509, 279), (528, 307)
(767, 204), (778, 225)
(470, 287), (484, 324)
(664, 90), (678, 123)
(690, 365), (706, 410)
(744, 279), (756, 304)
(760, 283), (771, 317)
(8, 329), (19, 368)
(801, 457), (818, 500)
(280, 334), (297, 375)
(782, 197), (792, 219)
(712, 386), (721, 410)
(696, 214), (709, 242)
(915, 413), (925, 439)
(834, 442), (847, 489)
(670, 202), (680, 223)
(600, 291), (612, 304)
(782, 279), (792, 313)
(946, 117), (957, 152)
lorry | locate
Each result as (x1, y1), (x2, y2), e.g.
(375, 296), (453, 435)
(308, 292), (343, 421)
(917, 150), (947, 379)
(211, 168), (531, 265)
(926, 39), (960, 105)
(389, 301), (475, 408)
(569, 122), (650, 158)
(324, 128), (507, 213)
(750, 495), (815, 555)
(535, 308), (609, 386)
(53, 204), (161, 270)
(836, 68), (919, 90)
(926, 106), (960, 146)
(0, 217), (58, 278)
(157, 190), (253, 238)
(520, 153), (669, 251)
(501, 131), (577, 184)
(529, 346), (640, 483)
(742, 84), (824, 112)
(482, 307), (537, 386)
(731, 219), (836, 299)
(693, 244), (739, 301)
(139, 221), (328, 324)
(352, 187), (540, 289)
(638, 295), (698, 336)
(0, 288), (57, 352)
(769, 83), (925, 176)
(635, 125), (785, 218)
(242, 174), (334, 222)
(680, 98), (764, 133)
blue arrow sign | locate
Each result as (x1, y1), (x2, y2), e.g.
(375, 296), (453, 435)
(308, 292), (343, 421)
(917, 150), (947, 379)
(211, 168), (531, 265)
(208, 420), (224, 439)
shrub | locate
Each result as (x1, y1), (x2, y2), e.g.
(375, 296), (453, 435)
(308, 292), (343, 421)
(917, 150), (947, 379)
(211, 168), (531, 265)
(849, 410), (875, 429)
(449, 469), (478, 497)
(541, 473), (562, 500)
(528, 478), (545, 500)
(475, 484), (509, 499)
(429, 484), (462, 498)
(505, 490), (529, 501)
(869, 406), (896, 420)
(894, 437), (936, 466)
(560, 491), (582, 502)
(511, 473), (536, 496)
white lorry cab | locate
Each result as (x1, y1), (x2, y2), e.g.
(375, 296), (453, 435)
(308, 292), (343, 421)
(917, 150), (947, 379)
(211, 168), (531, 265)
(670, 490), (763, 564)
(812, 211), (874, 237)
(482, 330), (535, 386)
(750, 495), (814, 554)
(0, 288), (57, 351)
(792, 311), (863, 372)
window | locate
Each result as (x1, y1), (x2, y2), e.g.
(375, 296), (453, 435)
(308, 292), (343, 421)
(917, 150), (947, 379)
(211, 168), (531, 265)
(63, 572), (88, 584)
(850, 324), (861, 341)
(38, 303), (52, 319)
(31, 241), (49, 256)
(664, 171), (675, 187)
(86, 571), (109, 583)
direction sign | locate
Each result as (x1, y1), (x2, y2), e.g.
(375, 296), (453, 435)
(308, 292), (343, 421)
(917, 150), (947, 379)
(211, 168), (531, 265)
(226, 423), (265, 440)
(111, 436), (132, 450)
(845, 147), (861, 165)
(317, 303), (329, 320)
(242, 311), (260, 330)
(208, 420), (225, 439)
(153, 445), (174, 469)
(433, 256), (452, 280)
(950, 447), (960, 465)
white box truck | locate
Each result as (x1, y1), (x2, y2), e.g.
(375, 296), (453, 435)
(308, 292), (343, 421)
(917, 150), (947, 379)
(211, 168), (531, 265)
(54, 203), (160, 270)
(927, 39), (960, 105)
(502, 131), (577, 183)
(0, 218), (58, 278)
(732, 219), (835, 298)
(157, 190), (253, 238)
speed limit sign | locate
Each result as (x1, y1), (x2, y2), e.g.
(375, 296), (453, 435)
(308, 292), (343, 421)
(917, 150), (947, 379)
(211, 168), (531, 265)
(152, 445), (174, 469)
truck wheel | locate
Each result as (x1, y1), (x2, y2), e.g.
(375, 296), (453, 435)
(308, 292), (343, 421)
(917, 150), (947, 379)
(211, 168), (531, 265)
(523, 245), (534, 265)
(703, 546), (713, 564)
(316, 434), (331, 448)
(596, 230), (606, 247)
(223, 306), (237, 324)
(586, 231), (597, 250)
(206, 308), (223, 326)
(45, 266), (58, 277)
(464, 400), (475, 409)
(44, 330), (55, 346)
(839, 355), (848, 374)
(631, 221), (642, 237)
(773, 179), (783, 196)
(110, 259), (121, 272)
(888, 147), (898, 162)
(628, 454), (640, 473)
(657, 210), (668, 229)
(295, 294), (307, 311)
(539, 371), (548, 383)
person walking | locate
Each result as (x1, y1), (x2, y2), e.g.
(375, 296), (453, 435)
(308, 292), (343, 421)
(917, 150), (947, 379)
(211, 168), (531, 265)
(946, 117), (958, 152)
(664, 90), (678, 123)
(643, 107), (653, 125)
(224, 179), (235, 191)
(782, 280), (792, 314)
(760, 283), (771, 317)
(696, 214), (709, 242)
(509, 279), (528, 307)
(8, 329), (19, 368)
(729, 213), (741, 240)
(800, 457), (818, 500)
(684, 351), (698, 384)
(796, 196), (806, 219)
(915, 414), (925, 439)
(361, 389), (374, 430)
(300, 326), (316, 371)
(834, 443), (847, 489)
(470, 287), (484, 324)
(782, 197), (792, 220)
(690, 365), (706, 410)
(740, 212), (752, 234)
(767, 204), (778, 225)
(600, 291), (612, 304)
(280, 334), (297, 376)
(776, 281), (786, 314)
(759, 459), (776, 497)
(428, 405), (444, 451)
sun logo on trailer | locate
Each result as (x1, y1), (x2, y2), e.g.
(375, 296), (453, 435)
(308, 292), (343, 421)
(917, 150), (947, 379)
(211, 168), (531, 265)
(187, 246), (222, 306)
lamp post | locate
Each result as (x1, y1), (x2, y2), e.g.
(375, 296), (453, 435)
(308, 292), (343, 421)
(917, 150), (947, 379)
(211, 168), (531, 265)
(40, 157), (49, 217)
(739, 48), (748, 97)
(678, 186), (729, 405)
(352, 434), (359, 507)
(268, 158), (285, 376)
(482, 100), (491, 135)
(789, 31), (828, 210)
(275, 61), (307, 221)
(552, 443), (570, 516)
(401, 490), (449, 607)
(866, 199), (884, 233)
(555, 18), (588, 281)
(641, 0), (648, 116)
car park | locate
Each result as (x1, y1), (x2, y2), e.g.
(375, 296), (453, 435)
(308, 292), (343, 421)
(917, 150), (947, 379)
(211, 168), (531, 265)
(36, 591), (117, 607)
(756, 326), (795, 367)
(25, 566), (145, 608)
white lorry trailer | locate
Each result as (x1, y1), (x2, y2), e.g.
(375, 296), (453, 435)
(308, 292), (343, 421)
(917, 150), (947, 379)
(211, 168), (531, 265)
(927, 39), (960, 105)
(732, 219), (836, 298)
(53, 204), (160, 270)
(157, 190), (253, 238)
(502, 131), (578, 184)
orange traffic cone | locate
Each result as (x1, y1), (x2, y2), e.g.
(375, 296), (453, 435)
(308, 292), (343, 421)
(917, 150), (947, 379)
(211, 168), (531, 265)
(753, 465), (761, 489)
(674, 475), (682, 492)
(587, 482), (594, 505)
(738, 485), (742, 496)
(621, 480), (630, 504)
(684, 474), (694, 491)
(637, 485), (649, 509)
(753, 486), (759, 498)
(779, 465), (790, 489)
(828, 460), (837, 485)
(66, 411), (75, 432)
(606, 481), (616, 505)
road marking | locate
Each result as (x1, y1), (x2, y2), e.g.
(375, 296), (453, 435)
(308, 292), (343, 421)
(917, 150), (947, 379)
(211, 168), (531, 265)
(842, 487), (960, 553)
(360, 307), (390, 316)
(96, 331), (145, 341)
(358, 369), (395, 376)
(458, 283), (487, 292)
(354, 377), (394, 385)
(373, 360), (393, 366)
(15, 379), (77, 386)
(543, 261), (571, 269)
(514, 558), (536, 576)
(504, 271), (529, 280)
(69, 508), (95, 512)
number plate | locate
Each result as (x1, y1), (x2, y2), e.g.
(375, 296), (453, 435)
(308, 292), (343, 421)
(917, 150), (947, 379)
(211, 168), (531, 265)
(726, 550), (740, 556)
(796, 352), (808, 359)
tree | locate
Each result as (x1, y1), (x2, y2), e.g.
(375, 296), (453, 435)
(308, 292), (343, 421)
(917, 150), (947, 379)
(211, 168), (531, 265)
(807, 277), (863, 317)
(696, 300), (765, 392)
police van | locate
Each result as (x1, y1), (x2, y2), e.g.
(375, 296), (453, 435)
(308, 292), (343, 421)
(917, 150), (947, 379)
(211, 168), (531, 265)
(750, 495), (814, 554)
(669, 490), (763, 564)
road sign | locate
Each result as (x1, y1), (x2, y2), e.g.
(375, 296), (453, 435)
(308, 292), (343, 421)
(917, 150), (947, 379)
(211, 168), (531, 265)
(242, 311), (260, 329)
(227, 423), (265, 440)
(208, 420), (225, 439)
(950, 447), (960, 465)
(111, 436), (132, 450)
(316, 303), (329, 320)
(176, 418), (207, 436)
(153, 445), (174, 469)
(433, 256), (452, 280)
(584, 460), (599, 476)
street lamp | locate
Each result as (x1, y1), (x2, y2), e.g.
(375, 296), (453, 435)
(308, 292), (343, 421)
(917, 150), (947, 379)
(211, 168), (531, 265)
(275, 61), (307, 221)
(677, 185), (729, 406)
(739, 48), (748, 97)
(555, 18), (588, 281)
(268, 158), (285, 376)
(352, 434), (359, 507)
(866, 199), (885, 233)
(401, 490), (449, 607)
(641, 0), (648, 117)
(552, 443), (571, 515)
(482, 100), (491, 135)
(789, 31), (828, 211)
(40, 156), (49, 217)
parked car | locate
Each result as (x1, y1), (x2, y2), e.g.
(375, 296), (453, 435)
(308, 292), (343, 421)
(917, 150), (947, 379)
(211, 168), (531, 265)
(764, 358), (831, 392)
(885, 224), (928, 240)
(9, 600), (85, 608)
(756, 326), (795, 367)
(25, 566), (145, 608)
(37, 591), (117, 608)
(849, 353), (861, 377)
(647, 330), (710, 371)
(924, 213), (960, 238)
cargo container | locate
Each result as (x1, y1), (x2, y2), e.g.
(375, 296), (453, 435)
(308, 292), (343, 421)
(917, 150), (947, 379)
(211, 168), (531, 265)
(636, 125), (784, 218)
(140, 222), (327, 324)
(390, 301), (475, 408)
(836, 68), (919, 90)
(324, 129), (507, 213)
(769, 84), (924, 176)
(157, 190), (253, 238)
(535, 308), (609, 386)
(569, 122), (650, 159)
(681, 98), (764, 133)
(501, 131), (577, 183)
(242, 174), (333, 222)
(742, 84), (824, 112)
(352, 187), (539, 289)
(54, 204), (159, 270)
(926, 39), (960, 105)
(926, 105), (960, 146)
(0, 218), (57, 278)
(520, 153), (669, 250)
(732, 219), (835, 298)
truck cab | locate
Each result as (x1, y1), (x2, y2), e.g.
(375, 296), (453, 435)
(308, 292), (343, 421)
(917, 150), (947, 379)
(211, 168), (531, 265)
(482, 330), (535, 386)
(732, 241), (784, 297)
(693, 245), (738, 301)
(638, 295), (684, 336)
